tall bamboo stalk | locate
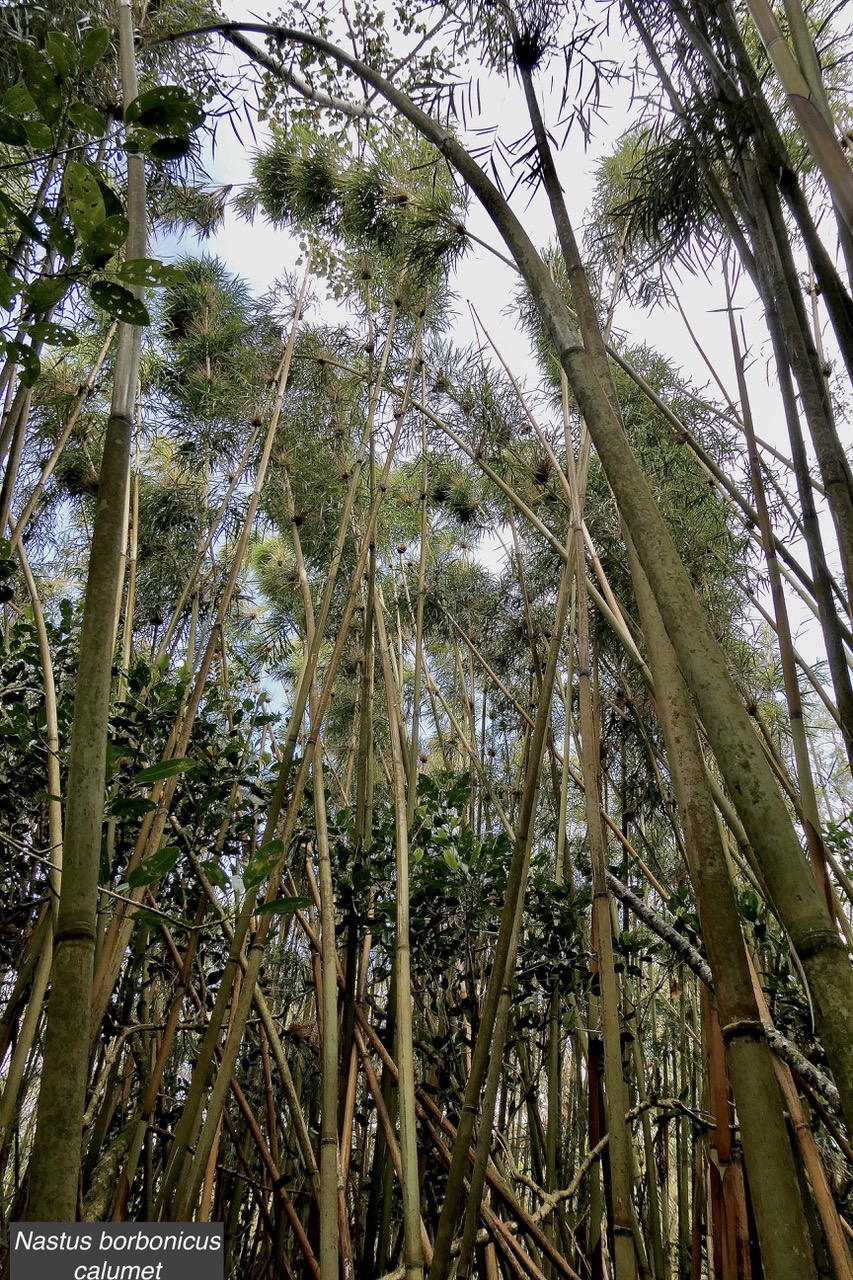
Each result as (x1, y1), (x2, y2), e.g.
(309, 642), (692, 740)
(23, 0), (145, 1219)
(376, 591), (423, 1280)
(628, 542), (816, 1280)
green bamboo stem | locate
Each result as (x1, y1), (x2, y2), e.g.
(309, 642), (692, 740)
(724, 269), (835, 916)
(740, 0), (853, 234)
(24, 0), (145, 1219)
(376, 592), (423, 1280)
(628, 541), (817, 1280)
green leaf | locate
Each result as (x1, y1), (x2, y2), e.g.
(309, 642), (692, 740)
(83, 215), (129, 266)
(68, 101), (106, 137)
(0, 268), (24, 310)
(0, 189), (45, 244)
(243, 838), (286, 890)
(0, 110), (29, 146)
(124, 125), (159, 155)
(26, 273), (71, 312)
(39, 211), (75, 259)
(23, 119), (53, 149)
(109, 795), (158, 819)
(82, 27), (111, 69)
(129, 907), (164, 929)
(8, 342), (41, 387)
(116, 257), (186, 287)
(255, 838), (285, 859)
(256, 895), (310, 916)
(125, 85), (204, 133)
(96, 178), (123, 219)
(127, 845), (180, 888)
(199, 859), (229, 890)
(19, 47), (62, 124)
(45, 32), (78, 79)
(29, 320), (78, 347)
(149, 135), (193, 160)
(3, 82), (36, 114)
(90, 280), (150, 325)
(64, 161), (106, 236)
(133, 756), (195, 784)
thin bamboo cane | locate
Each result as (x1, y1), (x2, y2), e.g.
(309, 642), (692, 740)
(376, 590), (423, 1280)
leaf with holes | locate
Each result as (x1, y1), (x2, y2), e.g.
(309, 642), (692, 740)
(3, 82), (36, 114)
(45, 32), (77, 79)
(64, 162), (106, 236)
(92, 179), (122, 221)
(39, 211), (75, 260)
(9, 342), (41, 388)
(116, 258), (186, 287)
(0, 111), (29, 146)
(29, 321), (78, 348)
(26, 273), (72, 313)
(83, 215), (129, 267)
(0, 268), (23, 310)
(133, 756), (195, 784)
(82, 27), (111, 69)
(68, 101), (106, 137)
(243, 838), (286, 891)
(19, 47), (62, 124)
(124, 126), (161, 155)
(24, 120), (53, 149)
(128, 845), (180, 888)
(90, 280), (150, 326)
(130, 908), (166, 930)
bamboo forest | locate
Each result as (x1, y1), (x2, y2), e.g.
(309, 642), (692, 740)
(4, 0), (853, 1276)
